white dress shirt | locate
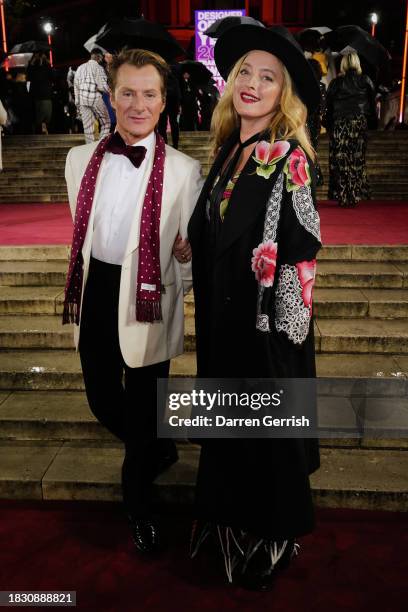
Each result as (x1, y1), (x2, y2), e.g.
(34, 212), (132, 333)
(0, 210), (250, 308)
(91, 131), (155, 265)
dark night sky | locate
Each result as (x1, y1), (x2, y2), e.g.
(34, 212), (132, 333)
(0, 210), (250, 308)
(312, 0), (405, 54)
(5, 0), (407, 65)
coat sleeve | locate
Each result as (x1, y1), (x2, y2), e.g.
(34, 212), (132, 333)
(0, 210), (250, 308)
(65, 148), (79, 220)
(272, 148), (322, 346)
(176, 159), (203, 295)
(0, 99), (7, 126)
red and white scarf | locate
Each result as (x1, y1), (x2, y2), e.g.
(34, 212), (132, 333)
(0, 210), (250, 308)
(63, 132), (166, 325)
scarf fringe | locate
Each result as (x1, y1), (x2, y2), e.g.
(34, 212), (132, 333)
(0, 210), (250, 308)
(62, 300), (79, 325)
(136, 298), (162, 323)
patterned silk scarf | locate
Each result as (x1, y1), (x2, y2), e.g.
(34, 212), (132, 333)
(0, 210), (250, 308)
(63, 132), (166, 325)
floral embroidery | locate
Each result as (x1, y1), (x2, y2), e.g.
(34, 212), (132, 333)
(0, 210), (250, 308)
(292, 185), (321, 242)
(275, 264), (312, 344)
(255, 173), (283, 332)
(284, 147), (311, 192)
(296, 260), (316, 309)
(251, 240), (278, 287)
(253, 140), (290, 179)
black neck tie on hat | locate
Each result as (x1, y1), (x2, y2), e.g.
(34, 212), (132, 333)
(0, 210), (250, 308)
(209, 130), (263, 239)
(106, 131), (147, 168)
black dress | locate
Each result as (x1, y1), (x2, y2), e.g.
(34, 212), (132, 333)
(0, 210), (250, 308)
(324, 70), (377, 206)
(188, 131), (322, 544)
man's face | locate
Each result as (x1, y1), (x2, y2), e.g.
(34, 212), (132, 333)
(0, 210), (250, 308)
(110, 63), (165, 145)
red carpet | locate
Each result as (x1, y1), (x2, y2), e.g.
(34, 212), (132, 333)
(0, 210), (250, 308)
(0, 201), (408, 245)
(0, 501), (407, 612)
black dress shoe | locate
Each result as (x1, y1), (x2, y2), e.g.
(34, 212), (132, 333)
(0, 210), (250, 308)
(129, 518), (161, 554)
(239, 539), (299, 591)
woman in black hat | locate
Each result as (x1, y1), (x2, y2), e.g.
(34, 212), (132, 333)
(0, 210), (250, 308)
(184, 23), (322, 590)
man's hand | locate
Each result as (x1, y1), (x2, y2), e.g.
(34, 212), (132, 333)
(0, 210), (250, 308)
(173, 233), (192, 263)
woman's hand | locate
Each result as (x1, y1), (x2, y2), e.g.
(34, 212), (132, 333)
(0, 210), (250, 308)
(173, 233), (192, 263)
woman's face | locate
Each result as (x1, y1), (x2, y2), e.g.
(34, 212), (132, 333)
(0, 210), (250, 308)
(233, 50), (284, 126)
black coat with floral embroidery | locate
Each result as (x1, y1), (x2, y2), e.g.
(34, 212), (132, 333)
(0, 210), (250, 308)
(188, 131), (322, 538)
(189, 131), (321, 379)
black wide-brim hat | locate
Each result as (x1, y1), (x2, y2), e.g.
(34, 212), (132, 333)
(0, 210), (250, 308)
(214, 24), (320, 114)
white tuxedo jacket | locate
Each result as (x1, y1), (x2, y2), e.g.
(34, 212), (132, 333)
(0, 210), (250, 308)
(65, 136), (202, 367)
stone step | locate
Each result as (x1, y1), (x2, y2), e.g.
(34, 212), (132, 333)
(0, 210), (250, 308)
(315, 318), (408, 354)
(4, 154), (68, 161)
(0, 246), (70, 261)
(1, 286), (406, 320)
(317, 261), (408, 289)
(0, 178), (66, 187)
(1, 170), (65, 179)
(0, 350), (405, 391)
(314, 288), (408, 319)
(0, 391), (113, 441)
(2, 314), (407, 353)
(0, 194), (68, 203)
(0, 286), (194, 318)
(0, 315), (75, 349)
(4, 134), (85, 142)
(0, 177), (66, 194)
(1, 260), (406, 288)
(0, 440), (406, 510)
(1, 390), (407, 448)
(0, 350), (197, 390)
(0, 186), (67, 195)
(0, 287), (64, 315)
(4, 146), (74, 153)
(3, 163), (67, 170)
(0, 260), (67, 286)
(0, 244), (406, 263)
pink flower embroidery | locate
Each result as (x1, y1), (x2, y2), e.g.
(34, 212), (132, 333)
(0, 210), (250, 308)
(253, 140), (290, 179)
(251, 240), (278, 287)
(296, 259), (316, 309)
(285, 147), (311, 191)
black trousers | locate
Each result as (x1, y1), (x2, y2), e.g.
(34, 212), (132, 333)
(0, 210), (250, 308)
(79, 257), (175, 518)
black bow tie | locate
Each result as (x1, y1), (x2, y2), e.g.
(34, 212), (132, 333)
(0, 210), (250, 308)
(106, 131), (147, 168)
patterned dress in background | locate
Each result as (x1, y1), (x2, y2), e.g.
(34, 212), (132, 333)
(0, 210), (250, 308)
(328, 114), (370, 207)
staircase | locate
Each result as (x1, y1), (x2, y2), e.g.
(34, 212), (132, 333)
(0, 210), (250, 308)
(0, 244), (407, 509)
(0, 131), (408, 202)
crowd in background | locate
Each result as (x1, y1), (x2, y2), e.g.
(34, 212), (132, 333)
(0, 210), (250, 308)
(0, 48), (220, 145)
(0, 25), (405, 208)
(0, 30), (403, 141)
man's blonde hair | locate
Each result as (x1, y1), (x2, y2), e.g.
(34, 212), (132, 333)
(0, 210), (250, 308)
(210, 53), (315, 161)
(340, 52), (362, 76)
(108, 48), (169, 98)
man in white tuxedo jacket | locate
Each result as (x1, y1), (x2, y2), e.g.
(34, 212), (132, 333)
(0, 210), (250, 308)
(64, 49), (202, 553)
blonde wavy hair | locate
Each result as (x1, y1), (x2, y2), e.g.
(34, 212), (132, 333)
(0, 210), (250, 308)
(339, 52), (362, 76)
(210, 53), (315, 161)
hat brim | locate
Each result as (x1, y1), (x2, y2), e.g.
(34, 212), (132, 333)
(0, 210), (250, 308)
(214, 24), (320, 114)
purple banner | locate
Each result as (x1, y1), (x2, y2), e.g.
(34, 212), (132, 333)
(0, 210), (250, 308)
(195, 9), (246, 93)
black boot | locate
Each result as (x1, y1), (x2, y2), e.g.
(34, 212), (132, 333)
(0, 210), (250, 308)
(239, 538), (299, 591)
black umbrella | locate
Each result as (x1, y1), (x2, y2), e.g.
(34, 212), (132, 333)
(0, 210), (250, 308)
(205, 16), (263, 38)
(9, 40), (50, 54)
(326, 25), (389, 67)
(179, 60), (212, 85)
(92, 17), (185, 60)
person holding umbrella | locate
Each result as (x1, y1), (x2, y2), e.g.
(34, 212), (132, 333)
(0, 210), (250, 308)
(185, 23), (322, 590)
(26, 51), (53, 134)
